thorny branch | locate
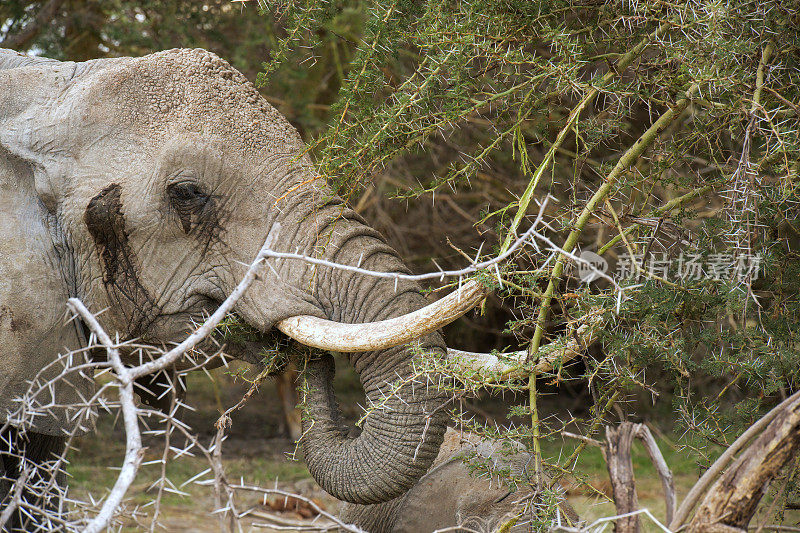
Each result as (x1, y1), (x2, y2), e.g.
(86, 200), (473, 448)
(0, 466), (31, 529)
(66, 299), (143, 533)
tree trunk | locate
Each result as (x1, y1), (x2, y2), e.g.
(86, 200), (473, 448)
(604, 422), (640, 533)
(687, 394), (800, 532)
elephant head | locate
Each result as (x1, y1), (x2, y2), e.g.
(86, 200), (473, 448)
(0, 47), (481, 504)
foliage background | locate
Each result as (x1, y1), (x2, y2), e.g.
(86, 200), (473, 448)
(3, 0), (800, 525)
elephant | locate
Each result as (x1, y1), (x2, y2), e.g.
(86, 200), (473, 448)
(0, 46), (490, 526)
(339, 427), (580, 533)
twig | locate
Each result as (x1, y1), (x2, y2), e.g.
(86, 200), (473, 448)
(561, 431), (603, 448)
(211, 416), (239, 533)
(635, 425), (676, 526)
(597, 184), (714, 256)
(0, 465), (32, 529)
(528, 83), (700, 363)
(763, 86), (800, 117)
(602, 199), (686, 293)
(243, 508), (338, 529)
(552, 508), (672, 533)
(499, 21), (675, 253)
(259, 217), (541, 283)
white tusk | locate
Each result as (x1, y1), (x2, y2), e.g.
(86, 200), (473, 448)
(446, 348), (527, 376)
(276, 280), (488, 352)
(445, 312), (606, 380)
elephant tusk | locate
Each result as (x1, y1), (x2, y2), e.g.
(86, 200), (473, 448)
(276, 280), (488, 352)
(445, 311), (606, 380)
(445, 348), (527, 376)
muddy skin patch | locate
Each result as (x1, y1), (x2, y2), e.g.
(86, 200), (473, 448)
(9, 314), (30, 332)
(84, 183), (159, 336)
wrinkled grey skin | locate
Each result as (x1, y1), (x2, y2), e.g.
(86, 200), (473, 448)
(0, 48), (448, 506)
(340, 428), (579, 533)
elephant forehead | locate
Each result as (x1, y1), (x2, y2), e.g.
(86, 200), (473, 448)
(84, 48), (304, 156)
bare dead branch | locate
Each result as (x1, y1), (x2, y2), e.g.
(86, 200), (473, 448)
(671, 389), (800, 530)
(561, 431), (603, 448)
(687, 394), (800, 533)
(261, 215), (542, 283)
(635, 425), (676, 526)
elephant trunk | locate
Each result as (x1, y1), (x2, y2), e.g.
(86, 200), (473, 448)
(302, 344), (448, 504)
(296, 210), (449, 504)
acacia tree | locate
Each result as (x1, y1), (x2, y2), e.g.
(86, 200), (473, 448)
(256, 0), (800, 528)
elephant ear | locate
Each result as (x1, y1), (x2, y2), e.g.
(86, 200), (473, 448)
(0, 49), (106, 211)
(1, 49), (65, 210)
(0, 51), (94, 434)
(0, 50), (86, 304)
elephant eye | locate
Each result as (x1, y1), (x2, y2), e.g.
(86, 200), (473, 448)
(167, 181), (212, 234)
(168, 181), (209, 206)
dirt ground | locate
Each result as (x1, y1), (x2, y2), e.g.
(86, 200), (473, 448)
(69, 362), (358, 532)
(66, 361), (781, 533)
